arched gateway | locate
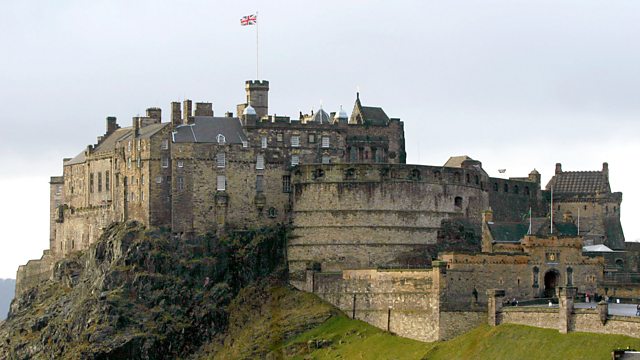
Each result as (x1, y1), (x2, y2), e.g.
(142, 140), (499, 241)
(544, 269), (561, 298)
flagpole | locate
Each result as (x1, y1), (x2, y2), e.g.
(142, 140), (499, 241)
(528, 207), (532, 235)
(256, 11), (260, 80)
(550, 186), (554, 234)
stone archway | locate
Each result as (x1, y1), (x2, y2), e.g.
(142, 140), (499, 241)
(544, 269), (560, 298)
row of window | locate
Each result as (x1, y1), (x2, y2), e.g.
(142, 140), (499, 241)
(89, 171), (110, 193)
(175, 175), (292, 193)
(260, 134), (330, 149)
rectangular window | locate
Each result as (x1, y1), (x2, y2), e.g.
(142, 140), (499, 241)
(256, 175), (264, 192)
(308, 133), (316, 143)
(291, 135), (300, 147)
(261, 136), (268, 149)
(161, 139), (169, 150)
(141, 175), (145, 185)
(128, 141), (131, 152)
(155, 176), (163, 184)
(137, 158), (141, 168)
(276, 133), (283, 142)
(291, 155), (300, 166)
(98, 172), (102, 192)
(217, 175), (226, 191)
(216, 152), (226, 168)
(256, 154), (265, 170)
(137, 140), (141, 151)
(282, 175), (291, 193)
(321, 136), (330, 148)
(89, 173), (94, 193)
(242, 140), (248, 148)
(162, 156), (169, 168)
(322, 156), (331, 164)
(105, 171), (110, 191)
(177, 160), (184, 168)
(177, 177), (184, 191)
(127, 157), (132, 169)
(141, 191), (145, 201)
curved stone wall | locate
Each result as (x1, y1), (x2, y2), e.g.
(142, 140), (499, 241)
(289, 163), (490, 286)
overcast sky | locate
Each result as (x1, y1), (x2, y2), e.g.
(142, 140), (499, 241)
(1, 1), (639, 279)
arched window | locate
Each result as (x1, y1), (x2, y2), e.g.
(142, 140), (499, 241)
(494, 183), (499, 191)
(475, 175), (479, 185)
(466, 173), (470, 183)
(409, 169), (421, 181)
(524, 186), (530, 195)
(454, 196), (463, 209)
(504, 183), (509, 193)
(514, 185), (519, 194)
(217, 134), (226, 144)
(615, 259), (624, 269)
(434, 170), (441, 180)
(566, 267), (573, 286)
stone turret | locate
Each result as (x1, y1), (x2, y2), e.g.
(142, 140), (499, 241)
(528, 169), (541, 184)
(245, 80), (269, 119)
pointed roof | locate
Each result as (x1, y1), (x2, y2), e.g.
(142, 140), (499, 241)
(349, 94), (390, 125)
(309, 108), (331, 124)
(444, 155), (475, 168)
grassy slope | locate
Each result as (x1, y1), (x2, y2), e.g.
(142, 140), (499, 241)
(425, 324), (640, 360)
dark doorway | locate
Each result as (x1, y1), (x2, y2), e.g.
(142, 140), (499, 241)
(544, 269), (560, 298)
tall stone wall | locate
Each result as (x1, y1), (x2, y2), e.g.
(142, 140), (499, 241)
(310, 268), (444, 342)
(488, 177), (543, 222)
(289, 163), (489, 286)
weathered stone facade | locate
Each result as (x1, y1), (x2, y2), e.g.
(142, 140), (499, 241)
(15, 79), (634, 343)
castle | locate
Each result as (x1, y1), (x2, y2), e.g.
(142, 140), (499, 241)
(18, 80), (639, 341)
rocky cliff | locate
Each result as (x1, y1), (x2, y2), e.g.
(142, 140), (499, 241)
(0, 221), (326, 359)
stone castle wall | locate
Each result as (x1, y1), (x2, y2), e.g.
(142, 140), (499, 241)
(288, 163), (490, 287)
(309, 268), (445, 342)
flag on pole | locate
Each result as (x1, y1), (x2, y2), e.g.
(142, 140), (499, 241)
(240, 14), (257, 26)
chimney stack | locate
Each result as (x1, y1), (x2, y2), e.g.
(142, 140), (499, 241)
(555, 163), (562, 174)
(194, 102), (213, 117)
(183, 100), (193, 124)
(106, 116), (118, 135)
(145, 107), (162, 122)
(602, 162), (609, 179)
(171, 102), (182, 127)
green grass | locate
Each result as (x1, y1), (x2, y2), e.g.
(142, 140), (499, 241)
(278, 315), (640, 360)
(424, 324), (640, 360)
(278, 315), (435, 359)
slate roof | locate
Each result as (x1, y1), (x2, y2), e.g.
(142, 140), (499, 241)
(488, 222), (528, 242)
(65, 123), (170, 165)
(360, 106), (390, 125)
(308, 109), (331, 124)
(173, 116), (247, 144)
(489, 218), (578, 242)
(546, 171), (610, 194)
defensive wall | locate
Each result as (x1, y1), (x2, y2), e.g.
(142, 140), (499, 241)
(488, 287), (640, 338)
(288, 163), (490, 288)
(304, 263), (485, 342)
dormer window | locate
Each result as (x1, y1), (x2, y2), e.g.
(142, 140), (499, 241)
(217, 134), (226, 145)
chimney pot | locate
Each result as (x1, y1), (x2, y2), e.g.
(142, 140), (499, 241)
(555, 163), (562, 174)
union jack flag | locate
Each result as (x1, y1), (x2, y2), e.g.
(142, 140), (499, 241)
(240, 14), (257, 26)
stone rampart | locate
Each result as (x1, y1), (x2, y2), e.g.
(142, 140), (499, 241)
(310, 268), (444, 342)
(15, 251), (54, 295)
(289, 164), (489, 286)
